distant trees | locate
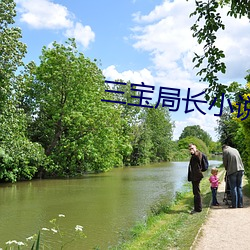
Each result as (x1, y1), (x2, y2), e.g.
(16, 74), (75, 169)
(141, 106), (173, 163)
(178, 136), (209, 156)
(179, 125), (212, 146)
(104, 81), (174, 166)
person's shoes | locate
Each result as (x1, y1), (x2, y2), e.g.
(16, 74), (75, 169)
(190, 209), (201, 214)
(228, 205), (236, 208)
(238, 205), (243, 208)
(212, 203), (220, 206)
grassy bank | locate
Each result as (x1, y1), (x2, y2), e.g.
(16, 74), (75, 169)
(111, 169), (225, 250)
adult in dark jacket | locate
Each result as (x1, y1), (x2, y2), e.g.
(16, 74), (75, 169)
(188, 143), (203, 214)
(222, 144), (244, 208)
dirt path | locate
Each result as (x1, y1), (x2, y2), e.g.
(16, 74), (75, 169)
(192, 173), (250, 250)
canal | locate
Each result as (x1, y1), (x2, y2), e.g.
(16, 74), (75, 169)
(0, 159), (221, 249)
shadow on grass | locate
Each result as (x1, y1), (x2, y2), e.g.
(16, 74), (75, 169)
(149, 190), (213, 216)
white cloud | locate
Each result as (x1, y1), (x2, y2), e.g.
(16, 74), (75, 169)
(132, 1), (175, 23)
(130, 0), (199, 91)
(65, 22), (95, 48)
(214, 7), (250, 81)
(103, 65), (155, 85)
(16, 0), (73, 29)
(131, 0), (250, 88)
(16, 0), (95, 49)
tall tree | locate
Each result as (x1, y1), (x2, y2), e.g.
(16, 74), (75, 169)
(0, 0), (46, 182)
(25, 39), (125, 175)
(104, 79), (141, 165)
(0, 0), (26, 109)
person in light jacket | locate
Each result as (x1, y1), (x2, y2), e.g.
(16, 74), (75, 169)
(222, 144), (244, 208)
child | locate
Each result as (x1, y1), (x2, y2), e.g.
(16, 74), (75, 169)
(209, 168), (220, 206)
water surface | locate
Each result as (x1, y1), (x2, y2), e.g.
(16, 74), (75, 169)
(0, 159), (221, 249)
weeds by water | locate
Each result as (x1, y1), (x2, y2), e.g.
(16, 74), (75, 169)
(110, 176), (215, 250)
(1, 214), (86, 250)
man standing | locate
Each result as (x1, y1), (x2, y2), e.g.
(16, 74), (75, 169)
(188, 143), (204, 214)
(222, 144), (244, 208)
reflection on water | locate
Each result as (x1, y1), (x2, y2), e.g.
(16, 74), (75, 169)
(0, 159), (221, 249)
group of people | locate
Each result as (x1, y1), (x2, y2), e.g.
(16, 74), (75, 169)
(188, 143), (244, 214)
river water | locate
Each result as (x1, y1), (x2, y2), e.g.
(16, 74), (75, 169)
(0, 159), (221, 249)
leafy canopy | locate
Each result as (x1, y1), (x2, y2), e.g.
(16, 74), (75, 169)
(189, 0), (250, 105)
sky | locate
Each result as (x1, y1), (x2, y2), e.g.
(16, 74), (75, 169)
(14, 0), (250, 141)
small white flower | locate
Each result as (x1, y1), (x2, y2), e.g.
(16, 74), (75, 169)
(58, 214), (65, 217)
(51, 228), (58, 233)
(17, 241), (25, 246)
(6, 240), (17, 245)
(75, 225), (83, 231)
(42, 227), (50, 231)
(26, 236), (34, 241)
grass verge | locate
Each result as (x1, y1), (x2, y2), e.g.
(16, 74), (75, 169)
(111, 170), (225, 250)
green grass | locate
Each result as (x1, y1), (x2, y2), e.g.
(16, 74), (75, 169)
(111, 170), (225, 250)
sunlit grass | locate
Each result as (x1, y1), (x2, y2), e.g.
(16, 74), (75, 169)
(111, 172), (222, 250)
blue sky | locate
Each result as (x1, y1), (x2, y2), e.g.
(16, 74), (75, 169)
(14, 0), (250, 141)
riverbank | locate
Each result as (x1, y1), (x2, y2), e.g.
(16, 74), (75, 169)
(112, 168), (225, 249)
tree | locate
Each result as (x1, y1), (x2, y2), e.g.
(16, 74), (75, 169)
(24, 39), (126, 175)
(228, 72), (250, 176)
(104, 79), (141, 165)
(189, 0), (250, 104)
(215, 107), (241, 147)
(0, 0), (27, 109)
(143, 106), (174, 162)
(178, 136), (209, 156)
(179, 125), (212, 146)
(105, 81), (174, 165)
(0, 0), (47, 182)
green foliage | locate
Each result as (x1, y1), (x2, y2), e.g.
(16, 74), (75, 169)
(221, 0), (250, 19)
(190, 0), (226, 104)
(128, 106), (174, 165)
(143, 106), (174, 162)
(178, 136), (209, 155)
(179, 125), (212, 146)
(24, 39), (126, 175)
(215, 72), (250, 177)
(0, 0), (49, 182)
(0, 108), (50, 182)
(105, 81), (174, 166)
(0, 0), (27, 108)
(189, 0), (250, 104)
(209, 141), (222, 154)
(228, 72), (250, 177)
(216, 106), (241, 147)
